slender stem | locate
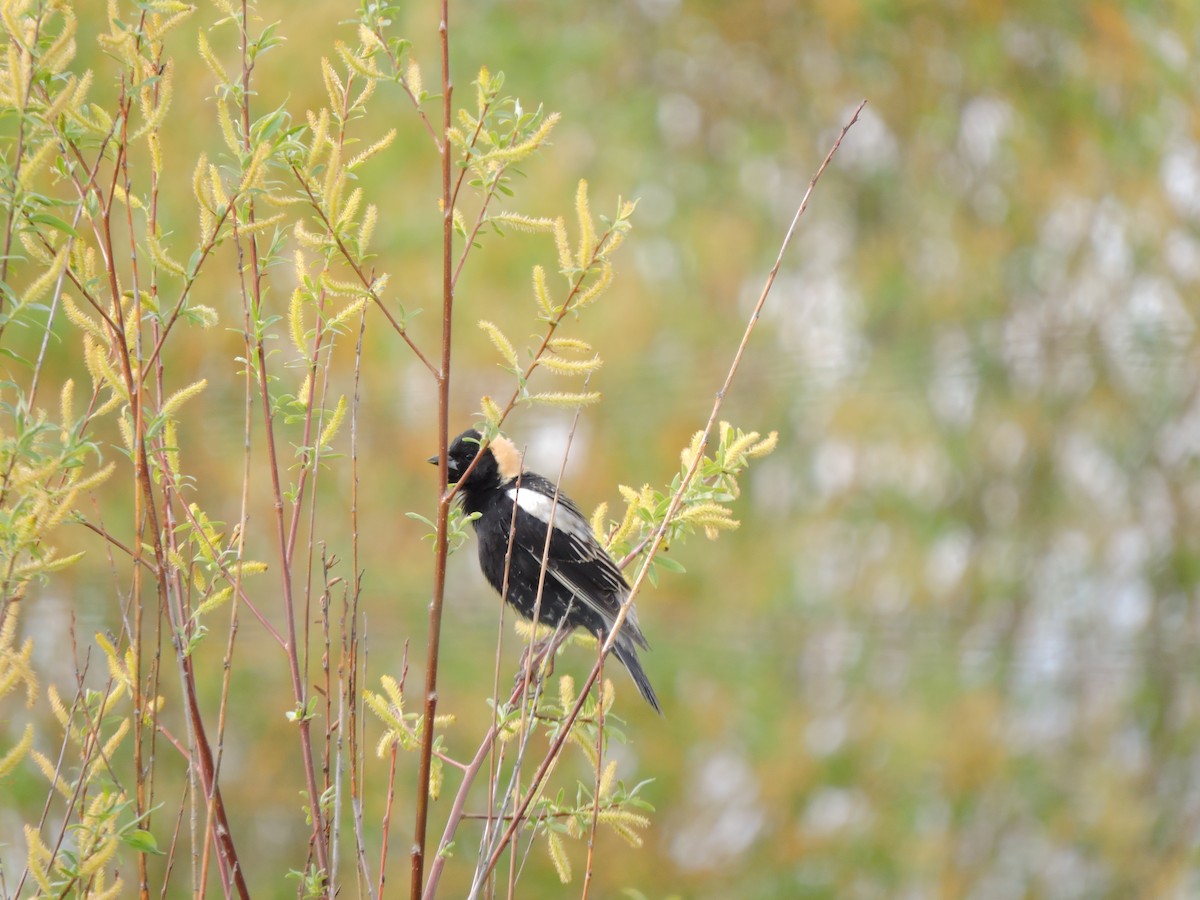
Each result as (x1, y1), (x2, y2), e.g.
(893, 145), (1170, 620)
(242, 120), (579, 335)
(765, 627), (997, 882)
(377, 642), (407, 896)
(119, 52), (153, 898)
(235, 0), (329, 878)
(441, 225), (620, 506)
(379, 745), (400, 898)
(249, 234), (329, 875)
(289, 167), (437, 377)
(475, 101), (867, 886)
(0, 2), (46, 341)
(580, 647), (605, 900)
(200, 230), (255, 897)
(349, 310), (378, 899)
(411, 3), (454, 896)
(422, 679), (527, 900)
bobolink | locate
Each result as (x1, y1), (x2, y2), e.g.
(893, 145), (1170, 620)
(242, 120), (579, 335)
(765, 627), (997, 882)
(430, 428), (661, 713)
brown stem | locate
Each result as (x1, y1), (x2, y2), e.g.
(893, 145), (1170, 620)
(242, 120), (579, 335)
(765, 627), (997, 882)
(231, 0), (329, 880)
(422, 678), (527, 899)
(411, 3), (454, 896)
(110, 53), (251, 897)
(475, 100), (867, 887)
(580, 646), (605, 900)
(289, 166), (438, 377)
(0, 4), (46, 340)
(348, 308), (378, 897)
(441, 225), (620, 507)
(247, 190), (330, 882)
(120, 66), (153, 900)
(199, 232), (256, 896)
(379, 745), (400, 898)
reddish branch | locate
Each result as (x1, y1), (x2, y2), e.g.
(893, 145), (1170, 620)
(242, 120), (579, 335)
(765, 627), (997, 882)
(471, 100), (868, 890)
(410, 2), (456, 897)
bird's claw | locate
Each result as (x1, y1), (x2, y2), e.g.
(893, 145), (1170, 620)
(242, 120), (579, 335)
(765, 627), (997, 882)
(512, 631), (569, 697)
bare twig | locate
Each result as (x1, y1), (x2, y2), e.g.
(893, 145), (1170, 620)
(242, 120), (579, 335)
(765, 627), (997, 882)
(229, 0), (329, 879)
(439, 221), (625, 508)
(379, 641), (408, 898)
(474, 100), (867, 886)
(580, 646), (605, 900)
(349, 308), (378, 899)
(289, 166), (438, 377)
(422, 679), (527, 900)
(411, 1), (456, 895)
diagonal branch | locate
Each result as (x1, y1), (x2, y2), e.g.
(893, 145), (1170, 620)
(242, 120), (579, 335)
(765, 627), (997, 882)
(290, 166), (438, 377)
(474, 100), (867, 887)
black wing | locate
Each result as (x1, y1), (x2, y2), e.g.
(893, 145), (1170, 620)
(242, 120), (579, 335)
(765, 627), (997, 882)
(506, 474), (648, 648)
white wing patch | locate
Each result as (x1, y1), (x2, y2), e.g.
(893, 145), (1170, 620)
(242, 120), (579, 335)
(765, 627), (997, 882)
(508, 484), (643, 642)
(507, 487), (593, 544)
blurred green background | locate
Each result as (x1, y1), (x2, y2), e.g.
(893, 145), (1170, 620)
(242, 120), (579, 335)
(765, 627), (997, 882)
(7, 0), (1200, 897)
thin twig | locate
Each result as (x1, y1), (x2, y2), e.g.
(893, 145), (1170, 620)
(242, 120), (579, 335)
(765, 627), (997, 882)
(411, 1), (455, 895)
(234, 0), (329, 875)
(379, 745), (401, 897)
(422, 679), (524, 900)
(348, 308), (378, 899)
(440, 221), (624, 508)
(379, 642), (409, 898)
(289, 167), (438, 377)
(580, 645), (605, 900)
(475, 100), (867, 886)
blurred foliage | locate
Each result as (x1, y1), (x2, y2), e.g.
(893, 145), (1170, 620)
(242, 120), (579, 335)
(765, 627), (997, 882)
(2, 0), (1200, 897)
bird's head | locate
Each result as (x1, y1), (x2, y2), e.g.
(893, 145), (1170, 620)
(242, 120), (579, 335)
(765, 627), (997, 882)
(428, 428), (522, 490)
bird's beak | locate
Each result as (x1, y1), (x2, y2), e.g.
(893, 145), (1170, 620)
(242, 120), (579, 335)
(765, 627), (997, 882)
(427, 454), (439, 465)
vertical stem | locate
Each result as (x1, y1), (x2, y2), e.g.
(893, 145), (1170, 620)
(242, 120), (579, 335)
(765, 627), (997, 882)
(380, 744), (400, 897)
(235, 0), (329, 880)
(0, 3), (45, 341)
(580, 649), (605, 900)
(412, 2), (453, 896)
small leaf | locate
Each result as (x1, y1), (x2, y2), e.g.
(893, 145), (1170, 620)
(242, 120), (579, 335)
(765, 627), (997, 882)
(28, 212), (80, 238)
(653, 554), (686, 575)
(122, 829), (164, 856)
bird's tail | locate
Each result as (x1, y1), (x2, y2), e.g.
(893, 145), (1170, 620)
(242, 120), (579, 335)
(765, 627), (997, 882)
(610, 637), (663, 715)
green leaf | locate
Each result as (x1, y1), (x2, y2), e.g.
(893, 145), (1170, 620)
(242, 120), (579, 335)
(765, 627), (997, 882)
(653, 554), (686, 575)
(122, 829), (164, 856)
(28, 212), (80, 238)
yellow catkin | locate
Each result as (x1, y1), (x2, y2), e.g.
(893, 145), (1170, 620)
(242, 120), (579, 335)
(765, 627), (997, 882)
(348, 128), (396, 170)
(480, 395), (503, 428)
(590, 502), (608, 542)
(358, 203), (377, 251)
(547, 832), (571, 884)
(478, 320), (519, 370)
(0, 723), (33, 779)
(597, 759), (618, 800)
(538, 354), (602, 376)
(405, 58), (421, 98)
(574, 179), (593, 269)
(318, 395), (347, 450)
(160, 379), (207, 420)
(527, 391), (601, 408)
(553, 217), (571, 272)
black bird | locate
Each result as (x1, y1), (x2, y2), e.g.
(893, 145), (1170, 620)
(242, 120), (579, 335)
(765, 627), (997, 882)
(430, 428), (661, 713)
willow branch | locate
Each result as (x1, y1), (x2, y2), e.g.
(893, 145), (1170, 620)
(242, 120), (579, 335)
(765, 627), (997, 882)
(476, 100), (867, 884)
